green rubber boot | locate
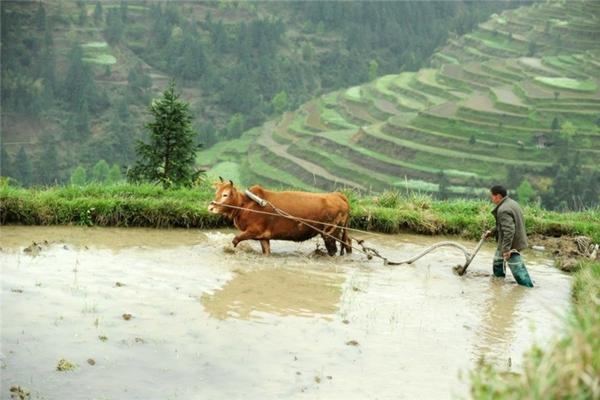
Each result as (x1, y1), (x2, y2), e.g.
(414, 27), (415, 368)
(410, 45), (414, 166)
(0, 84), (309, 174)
(493, 250), (505, 277)
(507, 253), (534, 287)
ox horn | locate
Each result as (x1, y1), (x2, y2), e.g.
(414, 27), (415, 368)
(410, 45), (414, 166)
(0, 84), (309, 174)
(229, 180), (234, 186)
(219, 176), (224, 182)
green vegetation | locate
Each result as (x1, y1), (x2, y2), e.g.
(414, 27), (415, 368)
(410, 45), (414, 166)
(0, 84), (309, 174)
(2, 184), (599, 243)
(82, 54), (117, 65)
(1, 1), (598, 213)
(470, 260), (600, 399)
(128, 83), (200, 188)
(2, 0), (513, 187)
(202, 0), (599, 211)
(534, 76), (597, 92)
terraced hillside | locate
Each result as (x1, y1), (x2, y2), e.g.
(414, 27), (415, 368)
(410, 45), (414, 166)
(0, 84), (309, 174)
(203, 0), (600, 197)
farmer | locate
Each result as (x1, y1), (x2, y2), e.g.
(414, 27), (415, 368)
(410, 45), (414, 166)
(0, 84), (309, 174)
(484, 185), (534, 287)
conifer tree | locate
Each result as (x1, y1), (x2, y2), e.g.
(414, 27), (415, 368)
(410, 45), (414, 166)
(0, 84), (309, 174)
(93, 1), (103, 25)
(14, 146), (33, 186)
(36, 137), (60, 185)
(128, 83), (199, 187)
(1, 146), (14, 180)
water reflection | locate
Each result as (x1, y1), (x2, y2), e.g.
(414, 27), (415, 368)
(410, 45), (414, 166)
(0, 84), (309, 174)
(472, 279), (527, 366)
(201, 267), (344, 320)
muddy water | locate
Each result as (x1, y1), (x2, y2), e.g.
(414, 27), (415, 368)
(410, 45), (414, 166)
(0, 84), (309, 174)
(1, 226), (571, 400)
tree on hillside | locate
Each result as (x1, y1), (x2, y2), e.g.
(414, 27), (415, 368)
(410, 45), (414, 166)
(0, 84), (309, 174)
(92, 159), (110, 182)
(34, 2), (46, 32)
(127, 63), (152, 103)
(93, 2), (103, 25)
(1, 146), (14, 180)
(70, 166), (87, 186)
(35, 136), (61, 185)
(271, 90), (288, 115)
(368, 59), (379, 82)
(120, 0), (129, 23)
(128, 83), (199, 187)
(437, 171), (450, 200)
(40, 24), (57, 104)
(516, 179), (536, 204)
(62, 45), (94, 111)
(581, 170), (600, 207)
(107, 164), (122, 183)
(14, 146), (33, 187)
(105, 8), (124, 44)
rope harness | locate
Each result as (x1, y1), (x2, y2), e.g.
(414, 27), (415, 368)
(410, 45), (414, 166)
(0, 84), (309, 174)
(211, 191), (487, 272)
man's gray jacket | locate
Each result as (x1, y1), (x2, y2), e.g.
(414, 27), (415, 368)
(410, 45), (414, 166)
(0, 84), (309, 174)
(492, 197), (528, 252)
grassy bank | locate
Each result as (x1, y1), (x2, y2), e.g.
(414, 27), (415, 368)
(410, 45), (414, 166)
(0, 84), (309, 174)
(1, 183), (599, 242)
(470, 260), (600, 399)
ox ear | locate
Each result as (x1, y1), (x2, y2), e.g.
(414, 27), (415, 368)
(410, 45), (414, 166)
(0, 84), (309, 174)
(229, 180), (234, 187)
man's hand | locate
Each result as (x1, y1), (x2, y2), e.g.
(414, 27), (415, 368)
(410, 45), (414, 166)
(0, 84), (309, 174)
(502, 251), (511, 261)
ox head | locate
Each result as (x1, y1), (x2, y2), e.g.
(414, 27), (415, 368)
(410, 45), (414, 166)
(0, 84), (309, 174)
(208, 176), (238, 215)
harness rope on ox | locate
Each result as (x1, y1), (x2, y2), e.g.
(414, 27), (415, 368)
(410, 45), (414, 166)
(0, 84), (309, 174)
(210, 190), (486, 274)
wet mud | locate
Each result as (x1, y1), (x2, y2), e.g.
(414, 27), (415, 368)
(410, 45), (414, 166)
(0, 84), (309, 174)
(1, 226), (571, 399)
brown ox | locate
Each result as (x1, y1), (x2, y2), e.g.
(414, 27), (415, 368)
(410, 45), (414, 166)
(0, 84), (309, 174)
(208, 179), (352, 256)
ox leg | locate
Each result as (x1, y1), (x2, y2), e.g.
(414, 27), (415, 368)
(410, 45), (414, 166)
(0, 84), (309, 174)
(341, 225), (352, 255)
(259, 239), (271, 256)
(232, 231), (259, 248)
(322, 235), (338, 256)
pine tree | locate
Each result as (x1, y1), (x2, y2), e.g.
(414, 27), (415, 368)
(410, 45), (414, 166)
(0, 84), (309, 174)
(128, 83), (199, 187)
(1, 146), (14, 180)
(36, 137), (60, 185)
(14, 146), (33, 186)
(40, 24), (57, 103)
(437, 171), (450, 200)
(63, 45), (93, 111)
(93, 1), (103, 25)
(34, 2), (46, 32)
(105, 8), (124, 44)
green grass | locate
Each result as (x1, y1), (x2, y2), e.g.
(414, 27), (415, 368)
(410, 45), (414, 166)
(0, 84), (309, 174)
(83, 54), (117, 65)
(206, 161), (242, 186)
(364, 123), (548, 169)
(534, 76), (598, 92)
(320, 107), (357, 130)
(3, 183), (599, 242)
(467, 30), (529, 54)
(344, 86), (364, 103)
(82, 41), (108, 49)
(196, 128), (259, 165)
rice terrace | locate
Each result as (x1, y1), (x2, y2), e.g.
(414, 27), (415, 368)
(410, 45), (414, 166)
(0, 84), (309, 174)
(1, 1), (599, 399)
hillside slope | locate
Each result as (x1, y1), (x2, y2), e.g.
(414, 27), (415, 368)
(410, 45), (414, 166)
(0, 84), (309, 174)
(2, 0), (518, 185)
(204, 0), (599, 203)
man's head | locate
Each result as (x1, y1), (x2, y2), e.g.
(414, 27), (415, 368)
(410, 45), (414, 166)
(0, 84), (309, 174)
(490, 185), (507, 205)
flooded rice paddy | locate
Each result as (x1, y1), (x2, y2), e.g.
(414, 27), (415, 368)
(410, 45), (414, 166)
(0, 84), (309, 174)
(1, 226), (571, 399)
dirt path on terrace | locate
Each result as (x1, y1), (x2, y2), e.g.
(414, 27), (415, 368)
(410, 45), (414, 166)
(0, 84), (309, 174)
(257, 122), (366, 190)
